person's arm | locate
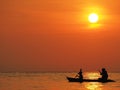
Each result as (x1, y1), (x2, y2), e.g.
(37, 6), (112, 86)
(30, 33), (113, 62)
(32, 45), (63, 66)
(75, 74), (78, 78)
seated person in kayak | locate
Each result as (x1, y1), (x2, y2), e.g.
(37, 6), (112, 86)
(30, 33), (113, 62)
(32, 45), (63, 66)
(75, 69), (83, 80)
(99, 68), (108, 81)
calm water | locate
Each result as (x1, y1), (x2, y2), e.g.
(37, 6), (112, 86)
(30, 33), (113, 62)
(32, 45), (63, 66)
(0, 72), (120, 90)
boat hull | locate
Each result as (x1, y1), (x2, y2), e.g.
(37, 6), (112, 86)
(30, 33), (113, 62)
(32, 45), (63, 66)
(66, 77), (115, 83)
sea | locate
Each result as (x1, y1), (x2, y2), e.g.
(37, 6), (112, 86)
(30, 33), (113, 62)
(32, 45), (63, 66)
(0, 72), (120, 90)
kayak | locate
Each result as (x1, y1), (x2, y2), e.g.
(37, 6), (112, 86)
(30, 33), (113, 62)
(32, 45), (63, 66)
(66, 76), (115, 83)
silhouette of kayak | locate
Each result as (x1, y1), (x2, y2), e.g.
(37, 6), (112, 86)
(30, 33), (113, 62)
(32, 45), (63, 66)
(66, 77), (115, 83)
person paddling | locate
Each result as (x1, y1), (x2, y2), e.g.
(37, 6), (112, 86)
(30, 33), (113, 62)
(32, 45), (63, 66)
(99, 68), (108, 81)
(76, 69), (83, 80)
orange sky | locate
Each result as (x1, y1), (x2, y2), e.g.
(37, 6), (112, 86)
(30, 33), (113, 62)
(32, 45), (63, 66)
(1, 0), (120, 72)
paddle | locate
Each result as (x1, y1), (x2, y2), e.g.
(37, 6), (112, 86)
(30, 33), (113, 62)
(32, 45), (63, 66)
(98, 70), (102, 75)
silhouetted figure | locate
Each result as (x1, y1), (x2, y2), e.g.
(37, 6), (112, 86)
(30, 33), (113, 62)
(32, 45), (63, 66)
(99, 68), (108, 81)
(76, 69), (83, 80)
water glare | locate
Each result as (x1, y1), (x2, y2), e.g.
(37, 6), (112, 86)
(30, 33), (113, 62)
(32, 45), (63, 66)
(85, 82), (102, 90)
(85, 72), (100, 79)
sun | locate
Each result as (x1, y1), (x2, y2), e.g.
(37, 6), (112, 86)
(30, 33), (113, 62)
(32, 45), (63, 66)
(88, 13), (99, 23)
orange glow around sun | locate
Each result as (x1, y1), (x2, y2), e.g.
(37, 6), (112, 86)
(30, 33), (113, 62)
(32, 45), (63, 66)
(77, 6), (105, 29)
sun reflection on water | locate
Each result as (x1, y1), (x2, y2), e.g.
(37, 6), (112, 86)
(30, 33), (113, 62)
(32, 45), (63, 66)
(85, 82), (103, 90)
(84, 72), (103, 90)
(85, 72), (101, 79)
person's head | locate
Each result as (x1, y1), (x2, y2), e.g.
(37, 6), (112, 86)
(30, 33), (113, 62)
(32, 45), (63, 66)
(102, 68), (106, 71)
(80, 69), (82, 72)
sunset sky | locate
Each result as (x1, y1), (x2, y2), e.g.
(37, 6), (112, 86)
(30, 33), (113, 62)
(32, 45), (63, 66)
(1, 0), (120, 72)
